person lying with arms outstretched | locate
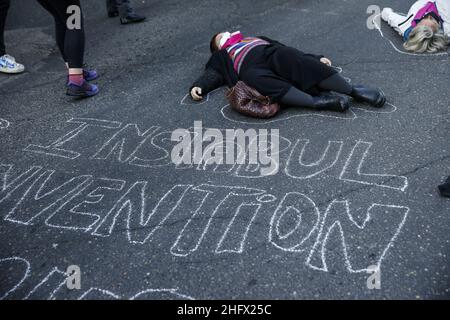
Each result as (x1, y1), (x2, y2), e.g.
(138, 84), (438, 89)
(190, 31), (386, 113)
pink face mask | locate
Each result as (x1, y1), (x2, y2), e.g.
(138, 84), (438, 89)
(220, 31), (243, 49)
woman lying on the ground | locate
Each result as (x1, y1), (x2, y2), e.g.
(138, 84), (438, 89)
(190, 31), (386, 113)
(382, 0), (450, 53)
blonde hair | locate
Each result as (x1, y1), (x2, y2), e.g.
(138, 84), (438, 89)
(404, 25), (449, 53)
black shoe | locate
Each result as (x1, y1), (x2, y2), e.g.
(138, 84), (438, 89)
(66, 80), (99, 98)
(313, 93), (349, 112)
(350, 85), (386, 108)
(438, 176), (450, 198)
(108, 10), (119, 18)
(120, 12), (146, 24)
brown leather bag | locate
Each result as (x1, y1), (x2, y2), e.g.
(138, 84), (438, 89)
(226, 81), (280, 119)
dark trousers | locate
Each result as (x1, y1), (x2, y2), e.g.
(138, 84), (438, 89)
(106, 0), (132, 18)
(37, 0), (85, 68)
(0, 0), (10, 56)
(239, 46), (337, 102)
(439, 176), (450, 198)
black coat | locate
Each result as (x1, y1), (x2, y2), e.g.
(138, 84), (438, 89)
(190, 36), (324, 96)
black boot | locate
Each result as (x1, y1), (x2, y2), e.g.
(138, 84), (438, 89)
(120, 12), (146, 24)
(108, 10), (119, 18)
(350, 85), (386, 108)
(438, 176), (450, 198)
(313, 93), (349, 113)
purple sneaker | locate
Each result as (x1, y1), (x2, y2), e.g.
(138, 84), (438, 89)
(66, 80), (99, 97)
(66, 69), (98, 84)
(83, 69), (98, 81)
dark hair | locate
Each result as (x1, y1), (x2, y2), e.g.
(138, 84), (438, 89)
(210, 33), (221, 53)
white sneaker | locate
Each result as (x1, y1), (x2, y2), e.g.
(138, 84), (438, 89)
(3, 54), (16, 62)
(381, 8), (393, 22)
(0, 54), (25, 74)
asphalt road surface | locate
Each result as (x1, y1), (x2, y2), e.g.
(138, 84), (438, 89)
(0, 0), (449, 300)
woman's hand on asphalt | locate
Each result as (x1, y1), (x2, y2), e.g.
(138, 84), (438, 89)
(191, 87), (203, 101)
(320, 57), (332, 66)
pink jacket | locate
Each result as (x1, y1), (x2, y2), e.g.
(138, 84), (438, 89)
(382, 0), (450, 39)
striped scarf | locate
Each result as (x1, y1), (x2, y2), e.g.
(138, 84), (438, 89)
(226, 37), (270, 74)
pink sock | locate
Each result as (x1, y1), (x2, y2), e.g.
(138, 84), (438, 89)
(69, 73), (84, 86)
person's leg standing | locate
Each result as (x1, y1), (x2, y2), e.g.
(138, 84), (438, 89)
(0, 0), (8, 57)
(438, 176), (450, 198)
(60, 0), (99, 96)
(36, 0), (67, 63)
(115, 0), (146, 25)
(37, 0), (97, 83)
(62, 0), (85, 70)
(106, 0), (119, 17)
(37, 0), (98, 97)
(116, 0), (132, 18)
(0, 0), (25, 74)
